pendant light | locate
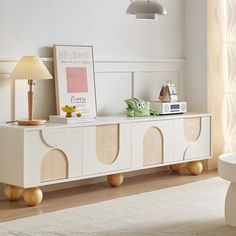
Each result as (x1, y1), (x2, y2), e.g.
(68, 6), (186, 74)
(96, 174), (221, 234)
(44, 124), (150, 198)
(126, 0), (167, 20)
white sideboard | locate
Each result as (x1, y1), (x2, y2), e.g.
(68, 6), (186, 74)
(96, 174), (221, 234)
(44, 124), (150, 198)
(0, 113), (211, 206)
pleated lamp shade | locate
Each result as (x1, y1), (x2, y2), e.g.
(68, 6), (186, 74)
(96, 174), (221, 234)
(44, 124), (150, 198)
(126, 0), (167, 20)
(11, 56), (53, 81)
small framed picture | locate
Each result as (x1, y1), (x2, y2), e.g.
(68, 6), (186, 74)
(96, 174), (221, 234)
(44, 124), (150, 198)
(53, 45), (97, 118)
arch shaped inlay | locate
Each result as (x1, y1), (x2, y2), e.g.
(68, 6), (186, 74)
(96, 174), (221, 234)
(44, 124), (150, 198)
(143, 127), (163, 166)
(41, 149), (68, 182)
(183, 145), (201, 160)
(41, 129), (69, 148)
(184, 118), (201, 142)
(96, 124), (120, 165)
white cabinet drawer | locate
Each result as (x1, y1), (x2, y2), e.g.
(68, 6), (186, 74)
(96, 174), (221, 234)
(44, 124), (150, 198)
(174, 116), (211, 161)
(83, 123), (131, 175)
(132, 120), (174, 168)
(25, 127), (83, 186)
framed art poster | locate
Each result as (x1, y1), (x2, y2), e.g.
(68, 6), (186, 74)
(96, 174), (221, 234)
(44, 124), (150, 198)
(54, 45), (97, 118)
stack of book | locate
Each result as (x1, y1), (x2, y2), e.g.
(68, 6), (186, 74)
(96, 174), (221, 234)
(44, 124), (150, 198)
(49, 115), (96, 124)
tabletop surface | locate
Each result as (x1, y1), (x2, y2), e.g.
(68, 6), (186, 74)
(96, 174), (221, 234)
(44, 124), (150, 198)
(0, 113), (211, 131)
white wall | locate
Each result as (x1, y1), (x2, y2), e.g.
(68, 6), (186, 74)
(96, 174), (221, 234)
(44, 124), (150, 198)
(0, 0), (209, 118)
(185, 0), (208, 112)
(0, 0), (186, 122)
(0, 0), (184, 60)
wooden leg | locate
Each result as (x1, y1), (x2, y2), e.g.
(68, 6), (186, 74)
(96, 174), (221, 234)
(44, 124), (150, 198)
(4, 184), (23, 201)
(107, 173), (124, 187)
(23, 187), (43, 206)
(187, 161), (203, 175)
(169, 164), (183, 173)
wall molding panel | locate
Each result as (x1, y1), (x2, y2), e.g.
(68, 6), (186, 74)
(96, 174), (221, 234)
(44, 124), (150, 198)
(0, 58), (186, 120)
(0, 58), (186, 78)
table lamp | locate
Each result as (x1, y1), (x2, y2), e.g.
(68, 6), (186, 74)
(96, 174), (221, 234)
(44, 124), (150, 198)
(11, 56), (53, 126)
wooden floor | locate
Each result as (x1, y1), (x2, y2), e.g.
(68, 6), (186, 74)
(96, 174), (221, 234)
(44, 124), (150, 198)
(0, 169), (217, 222)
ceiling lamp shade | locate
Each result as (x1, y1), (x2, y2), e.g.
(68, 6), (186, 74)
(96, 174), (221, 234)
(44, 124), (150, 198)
(136, 14), (156, 20)
(126, 0), (167, 20)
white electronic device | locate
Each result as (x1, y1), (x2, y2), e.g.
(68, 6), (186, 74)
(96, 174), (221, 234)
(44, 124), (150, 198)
(150, 101), (187, 115)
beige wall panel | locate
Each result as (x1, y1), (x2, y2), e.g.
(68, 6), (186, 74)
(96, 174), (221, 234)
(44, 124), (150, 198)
(184, 118), (201, 142)
(41, 150), (68, 182)
(143, 127), (163, 166)
(95, 73), (132, 116)
(96, 125), (119, 165)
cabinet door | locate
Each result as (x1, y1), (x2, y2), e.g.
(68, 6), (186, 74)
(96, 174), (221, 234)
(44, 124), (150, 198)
(83, 123), (131, 175)
(25, 127), (83, 186)
(132, 120), (174, 168)
(174, 116), (211, 161)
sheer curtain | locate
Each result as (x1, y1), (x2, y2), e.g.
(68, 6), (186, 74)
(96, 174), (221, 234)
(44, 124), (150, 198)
(208, 0), (236, 169)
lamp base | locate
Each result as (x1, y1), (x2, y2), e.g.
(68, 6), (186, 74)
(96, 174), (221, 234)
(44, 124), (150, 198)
(16, 119), (46, 126)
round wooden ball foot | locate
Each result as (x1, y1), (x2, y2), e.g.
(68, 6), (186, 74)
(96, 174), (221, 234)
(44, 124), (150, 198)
(107, 173), (124, 187)
(23, 187), (43, 206)
(4, 184), (23, 201)
(169, 164), (183, 173)
(187, 161), (203, 175)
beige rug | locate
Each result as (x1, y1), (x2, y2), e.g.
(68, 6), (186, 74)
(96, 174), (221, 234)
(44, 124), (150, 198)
(0, 177), (236, 236)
